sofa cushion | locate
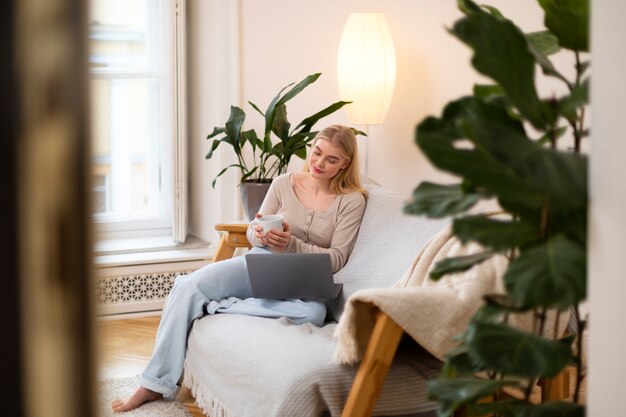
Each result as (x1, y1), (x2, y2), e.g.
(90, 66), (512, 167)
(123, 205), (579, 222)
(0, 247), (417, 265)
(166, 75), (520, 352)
(328, 184), (448, 321)
(183, 314), (442, 417)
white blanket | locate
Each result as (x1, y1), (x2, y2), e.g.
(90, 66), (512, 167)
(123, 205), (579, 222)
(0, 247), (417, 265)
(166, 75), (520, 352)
(334, 225), (568, 365)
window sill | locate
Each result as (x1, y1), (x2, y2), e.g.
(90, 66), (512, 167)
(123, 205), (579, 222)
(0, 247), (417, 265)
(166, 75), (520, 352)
(94, 235), (214, 268)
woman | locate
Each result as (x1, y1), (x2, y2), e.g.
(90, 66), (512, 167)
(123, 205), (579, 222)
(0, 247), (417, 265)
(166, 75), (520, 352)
(112, 124), (367, 412)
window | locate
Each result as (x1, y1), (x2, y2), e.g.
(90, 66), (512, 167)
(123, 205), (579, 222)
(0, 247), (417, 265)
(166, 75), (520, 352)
(89, 0), (186, 244)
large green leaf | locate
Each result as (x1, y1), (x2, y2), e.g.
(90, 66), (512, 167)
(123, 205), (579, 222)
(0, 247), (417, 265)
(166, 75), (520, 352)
(427, 378), (519, 417)
(418, 96), (588, 216)
(296, 100), (352, 132)
(453, 0), (554, 129)
(263, 81), (296, 136)
(526, 31), (569, 85)
(416, 98), (543, 211)
(466, 321), (574, 378)
(429, 251), (495, 280)
(538, 0), (589, 51)
(452, 215), (539, 250)
(224, 106), (246, 153)
(404, 182), (483, 218)
(272, 103), (291, 142)
(455, 98), (588, 211)
(277, 73), (321, 106)
(505, 235), (587, 309)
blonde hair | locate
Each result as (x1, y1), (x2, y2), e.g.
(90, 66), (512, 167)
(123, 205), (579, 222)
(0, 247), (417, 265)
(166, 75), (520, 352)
(304, 125), (367, 199)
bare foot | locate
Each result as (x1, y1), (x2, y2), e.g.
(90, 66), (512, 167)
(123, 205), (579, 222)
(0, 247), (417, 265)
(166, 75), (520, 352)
(111, 386), (162, 413)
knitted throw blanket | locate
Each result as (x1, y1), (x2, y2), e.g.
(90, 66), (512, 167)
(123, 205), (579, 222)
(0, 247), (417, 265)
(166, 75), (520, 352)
(333, 225), (568, 365)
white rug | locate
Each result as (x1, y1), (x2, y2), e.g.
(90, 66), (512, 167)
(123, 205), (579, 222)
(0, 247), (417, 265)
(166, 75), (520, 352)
(98, 376), (193, 417)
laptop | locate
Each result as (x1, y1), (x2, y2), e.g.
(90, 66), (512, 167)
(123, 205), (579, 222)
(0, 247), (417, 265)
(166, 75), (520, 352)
(245, 253), (343, 299)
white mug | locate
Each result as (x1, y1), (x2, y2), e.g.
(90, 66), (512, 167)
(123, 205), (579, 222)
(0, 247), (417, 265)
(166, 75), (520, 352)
(256, 214), (284, 233)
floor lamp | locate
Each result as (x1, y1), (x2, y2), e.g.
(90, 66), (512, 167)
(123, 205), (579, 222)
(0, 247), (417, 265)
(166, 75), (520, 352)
(337, 12), (397, 176)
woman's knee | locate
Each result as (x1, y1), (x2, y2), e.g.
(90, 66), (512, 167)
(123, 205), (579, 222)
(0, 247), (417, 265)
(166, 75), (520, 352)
(300, 300), (326, 327)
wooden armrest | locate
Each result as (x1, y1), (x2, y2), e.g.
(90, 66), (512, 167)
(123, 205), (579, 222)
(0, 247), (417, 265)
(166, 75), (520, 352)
(212, 223), (252, 263)
(215, 223), (249, 233)
(341, 308), (404, 417)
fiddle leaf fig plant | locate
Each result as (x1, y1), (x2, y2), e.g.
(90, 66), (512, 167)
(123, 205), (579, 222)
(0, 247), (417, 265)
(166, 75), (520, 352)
(206, 73), (353, 187)
(405, 0), (589, 415)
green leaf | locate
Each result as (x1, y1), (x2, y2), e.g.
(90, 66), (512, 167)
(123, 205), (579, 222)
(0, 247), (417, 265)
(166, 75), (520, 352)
(466, 321), (574, 378)
(264, 81), (295, 136)
(427, 378), (519, 417)
(404, 182), (483, 218)
(536, 126), (567, 146)
(272, 103), (291, 141)
(473, 84), (505, 100)
(525, 31), (570, 85)
(240, 166), (259, 182)
(211, 163), (246, 188)
(453, 0), (554, 129)
(206, 126), (226, 140)
(296, 100), (351, 132)
(480, 5), (505, 20)
(205, 137), (222, 160)
(247, 100), (265, 118)
(505, 235), (587, 309)
(351, 128), (368, 137)
(417, 96), (588, 215)
(526, 30), (561, 56)
(416, 97), (543, 211)
(224, 106), (246, 153)
(452, 215), (539, 250)
(241, 129), (261, 151)
(538, 0), (589, 52)
(443, 345), (483, 377)
(557, 79), (589, 120)
(429, 251), (495, 280)
(278, 73), (321, 106)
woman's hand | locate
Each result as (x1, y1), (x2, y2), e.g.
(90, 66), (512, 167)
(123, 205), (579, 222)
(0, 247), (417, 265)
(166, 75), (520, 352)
(253, 213), (269, 246)
(265, 222), (291, 252)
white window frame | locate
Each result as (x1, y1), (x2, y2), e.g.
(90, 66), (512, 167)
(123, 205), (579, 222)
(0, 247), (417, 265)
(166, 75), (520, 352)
(90, 0), (187, 245)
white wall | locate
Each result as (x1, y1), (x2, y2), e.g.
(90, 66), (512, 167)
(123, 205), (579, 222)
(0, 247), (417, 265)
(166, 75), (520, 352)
(189, 0), (563, 243)
(588, 1), (626, 415)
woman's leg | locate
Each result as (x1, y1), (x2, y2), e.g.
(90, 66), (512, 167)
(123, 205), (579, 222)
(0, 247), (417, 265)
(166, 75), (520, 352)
(213, 298), (327, 327)
(113, 248), (269, 412)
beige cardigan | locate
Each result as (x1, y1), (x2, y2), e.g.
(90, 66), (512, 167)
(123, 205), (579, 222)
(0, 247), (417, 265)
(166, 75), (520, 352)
(246, 173), (366, 273)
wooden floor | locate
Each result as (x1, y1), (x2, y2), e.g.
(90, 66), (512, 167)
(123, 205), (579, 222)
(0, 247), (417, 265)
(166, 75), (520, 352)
(95, 315), (205, 417)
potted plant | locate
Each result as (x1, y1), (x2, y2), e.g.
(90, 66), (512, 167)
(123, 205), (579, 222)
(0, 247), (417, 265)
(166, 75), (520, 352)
(205, 73), (353, 220)
(405, 0), (589, 415)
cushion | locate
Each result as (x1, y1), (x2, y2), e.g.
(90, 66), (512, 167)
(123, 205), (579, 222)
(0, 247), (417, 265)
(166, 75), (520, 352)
(328, 184), (448, 321)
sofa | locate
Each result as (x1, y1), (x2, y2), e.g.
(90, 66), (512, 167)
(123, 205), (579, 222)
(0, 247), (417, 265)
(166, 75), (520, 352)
(182, 182), (449, 417)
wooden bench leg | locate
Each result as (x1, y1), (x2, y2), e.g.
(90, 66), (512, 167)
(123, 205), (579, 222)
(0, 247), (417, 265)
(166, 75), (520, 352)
(341, 310), (404, 417)
(542, 368), (571, 401)
(211, 225), (251, 263)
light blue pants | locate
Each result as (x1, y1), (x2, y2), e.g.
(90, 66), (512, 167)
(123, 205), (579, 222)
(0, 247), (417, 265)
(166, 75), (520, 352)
(139, 247), (327, 397)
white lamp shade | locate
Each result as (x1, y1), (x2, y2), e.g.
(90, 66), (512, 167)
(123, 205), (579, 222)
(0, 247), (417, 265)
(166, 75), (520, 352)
(337, 12), (397, 125)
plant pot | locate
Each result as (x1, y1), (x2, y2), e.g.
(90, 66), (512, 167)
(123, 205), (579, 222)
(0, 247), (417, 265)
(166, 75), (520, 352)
(240, 180), (272, 221)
